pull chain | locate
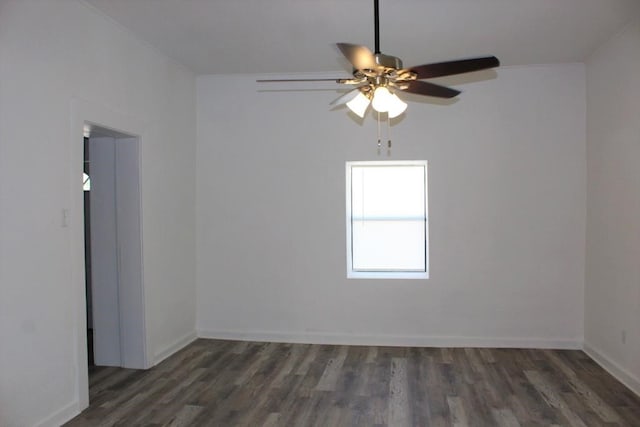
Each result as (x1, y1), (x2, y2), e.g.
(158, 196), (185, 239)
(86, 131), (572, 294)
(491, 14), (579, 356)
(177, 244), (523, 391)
(377, 110), (382, 155)
(375, 111), (392, 155)
(387, 115), (392, 156)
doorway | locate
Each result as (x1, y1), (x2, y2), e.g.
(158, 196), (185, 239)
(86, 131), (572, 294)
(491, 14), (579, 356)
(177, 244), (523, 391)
(83, 124), (146, 370)
(83, 137), (93, 366)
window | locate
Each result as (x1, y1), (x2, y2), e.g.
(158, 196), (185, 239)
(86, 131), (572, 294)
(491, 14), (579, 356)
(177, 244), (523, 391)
(346, 160), (428, 279)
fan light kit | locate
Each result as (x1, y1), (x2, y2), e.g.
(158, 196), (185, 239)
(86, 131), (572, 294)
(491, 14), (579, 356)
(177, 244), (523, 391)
(258, 0), (499, 151)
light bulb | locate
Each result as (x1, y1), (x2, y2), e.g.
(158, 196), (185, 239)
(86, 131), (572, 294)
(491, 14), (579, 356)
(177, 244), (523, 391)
(371, 86), (393, 113)
(387, 94), (407, 118)
(346, 92), (371, 118)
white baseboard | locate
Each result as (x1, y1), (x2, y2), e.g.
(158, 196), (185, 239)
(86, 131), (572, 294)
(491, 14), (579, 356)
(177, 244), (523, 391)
(153, 331), (198, 365)
(34, 400), (80, 427)
(583, 342), (640, 397)
(197, 329), (582, 349)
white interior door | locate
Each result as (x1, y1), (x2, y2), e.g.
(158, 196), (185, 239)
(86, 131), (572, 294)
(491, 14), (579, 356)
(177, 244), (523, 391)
(89, 133), (146, 369)
(114, 137), (146, 369)
(89, 136), (121, 366)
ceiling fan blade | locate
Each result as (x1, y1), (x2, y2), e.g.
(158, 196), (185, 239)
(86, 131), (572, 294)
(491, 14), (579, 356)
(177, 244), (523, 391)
(400, 81), (460, 98)
(336, 43), (377, 70)
(408, 56), (499, 79)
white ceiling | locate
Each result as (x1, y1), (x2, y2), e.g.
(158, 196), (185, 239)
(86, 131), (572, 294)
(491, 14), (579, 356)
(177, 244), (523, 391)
(84, 0), (640, 76)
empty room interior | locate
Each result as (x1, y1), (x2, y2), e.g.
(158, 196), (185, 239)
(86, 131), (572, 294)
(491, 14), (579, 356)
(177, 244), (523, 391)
(1, 0), (640, 425)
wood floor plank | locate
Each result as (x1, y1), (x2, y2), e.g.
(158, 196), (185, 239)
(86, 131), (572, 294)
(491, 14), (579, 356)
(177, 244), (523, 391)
(260, 413), (280, 427)
(294, 344), (319, 376)
(315, 346), (348, 391)
(388, 357), (410, 427)
(440, 347), (453, 364)
(269, 343), (303, 388)
(524, 369), (588, 427)
(492, 407), (521, 427)
(545, 349), (622, 423)
(446, 395), (469, 427)
(163, 404), (203, 427)
(365, 346), (378, 363)
(65, 339), (640, 427)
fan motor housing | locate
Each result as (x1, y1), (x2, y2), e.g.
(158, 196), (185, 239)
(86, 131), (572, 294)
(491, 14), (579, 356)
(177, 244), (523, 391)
(354, 53), (404, 80)
(374, 53), (403, 70)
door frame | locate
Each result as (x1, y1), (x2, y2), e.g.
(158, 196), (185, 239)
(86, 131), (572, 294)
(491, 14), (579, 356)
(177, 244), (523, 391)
(70, 99), (151, 410)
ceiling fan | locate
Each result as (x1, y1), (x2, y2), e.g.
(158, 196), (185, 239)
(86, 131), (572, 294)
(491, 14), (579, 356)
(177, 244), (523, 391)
(258, 0), (500, 119)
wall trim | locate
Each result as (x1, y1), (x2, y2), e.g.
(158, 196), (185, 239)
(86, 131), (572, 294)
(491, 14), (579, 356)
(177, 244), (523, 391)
(197, 329), (582, 350)
(34, 400), (80, 427)
(584, 342), (640, 397)
(153, 331), (198, 365)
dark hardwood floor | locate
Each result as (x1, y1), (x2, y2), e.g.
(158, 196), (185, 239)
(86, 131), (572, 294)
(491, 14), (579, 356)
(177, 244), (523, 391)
(65, 339), (640, 426)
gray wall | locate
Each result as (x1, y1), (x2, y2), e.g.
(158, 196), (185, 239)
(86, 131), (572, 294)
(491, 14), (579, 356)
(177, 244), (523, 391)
(196, 65), (586, 348)
(585, 19), (640, 395)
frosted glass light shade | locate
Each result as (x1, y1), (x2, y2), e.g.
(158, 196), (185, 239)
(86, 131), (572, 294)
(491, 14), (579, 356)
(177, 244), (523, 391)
(346, 92), (371, 118)
(371, 86), (393, 112)
(372, 86), (407, 117)
(387, 95), (407, 118)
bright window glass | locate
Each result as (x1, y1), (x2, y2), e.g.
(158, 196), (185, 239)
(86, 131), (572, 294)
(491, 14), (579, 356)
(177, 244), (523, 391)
(346, 161), (428, 279)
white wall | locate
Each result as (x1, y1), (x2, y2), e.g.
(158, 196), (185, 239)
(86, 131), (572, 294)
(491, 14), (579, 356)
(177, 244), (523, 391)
(585, 19), (640, 395)
(0, 1), (197, 425)
(196, 64), (586, 348)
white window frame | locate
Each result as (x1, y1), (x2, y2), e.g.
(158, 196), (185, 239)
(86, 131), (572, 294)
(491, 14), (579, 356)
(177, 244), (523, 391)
(346, 160), (429, 279)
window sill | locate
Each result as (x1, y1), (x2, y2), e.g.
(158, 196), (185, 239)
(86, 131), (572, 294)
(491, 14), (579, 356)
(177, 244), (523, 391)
(347, 271), (429, 280)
